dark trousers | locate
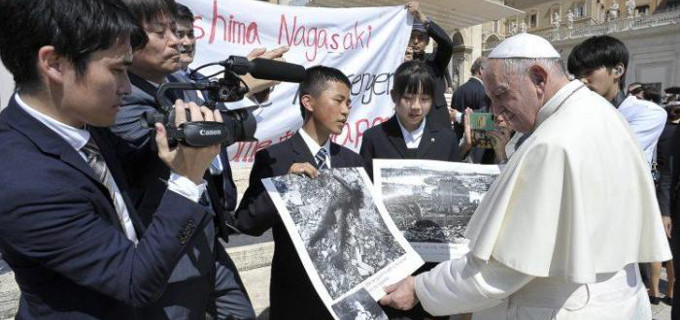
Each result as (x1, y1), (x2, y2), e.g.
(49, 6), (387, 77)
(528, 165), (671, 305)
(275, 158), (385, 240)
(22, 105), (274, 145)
(671, 227), (680, 319)
(207, 240), (255, 320)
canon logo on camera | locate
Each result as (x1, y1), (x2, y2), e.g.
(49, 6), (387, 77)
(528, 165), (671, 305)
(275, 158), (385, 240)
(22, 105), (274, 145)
(199, 129), (222, 136)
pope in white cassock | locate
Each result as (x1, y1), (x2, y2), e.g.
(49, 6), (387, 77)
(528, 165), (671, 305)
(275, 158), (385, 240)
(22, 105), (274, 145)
(379, 33), (672, 319)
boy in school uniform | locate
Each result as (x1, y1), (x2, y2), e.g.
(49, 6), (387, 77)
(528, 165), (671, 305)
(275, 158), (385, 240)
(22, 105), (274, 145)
(235, 66), (363, 320)
(361, 60), (460, 180)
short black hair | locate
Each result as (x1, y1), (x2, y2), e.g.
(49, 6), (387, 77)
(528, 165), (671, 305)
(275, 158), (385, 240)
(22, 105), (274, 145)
(298, 66), (351, 120)
(666, 104), (680, 122)
(0, 0), (146, 93)
(121, 0), (178, 26)
(175, 3), (194, 26)
(643, 85), (662, 104)
(567, 35), (629, 90)
(392, 60), (436, 99)
(627, 82), (643, 95)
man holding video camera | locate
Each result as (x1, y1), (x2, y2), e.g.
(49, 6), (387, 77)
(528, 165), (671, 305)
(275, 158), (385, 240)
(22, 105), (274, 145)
(110, 0), (295, 318)
(0, 0), (225, 318)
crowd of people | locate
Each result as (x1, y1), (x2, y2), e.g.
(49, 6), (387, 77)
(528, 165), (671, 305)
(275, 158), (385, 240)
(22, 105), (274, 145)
(0, 0), (678, 319)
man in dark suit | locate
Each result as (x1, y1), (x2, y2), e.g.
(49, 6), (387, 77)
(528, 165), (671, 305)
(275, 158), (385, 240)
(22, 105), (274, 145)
(450, 57), (491, 114)
(450, 57), (493, 163)
(0, 0), (223, 318)
(110, 1), (256, 319)
(667, 103), (680, 318)
(235, 66), (363, 320)
(404, 1), (454, 129)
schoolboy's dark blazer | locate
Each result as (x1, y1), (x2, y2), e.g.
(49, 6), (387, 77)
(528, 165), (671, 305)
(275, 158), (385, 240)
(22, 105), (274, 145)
(0, 97), (210, 319)
(235, 132), (363, 320)
(359, 115), (460, 179)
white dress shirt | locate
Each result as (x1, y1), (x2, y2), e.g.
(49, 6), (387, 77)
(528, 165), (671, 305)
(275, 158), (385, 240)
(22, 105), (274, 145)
(396, 117), (426, 149)
(299, 128), (331, 168)
(617, 96), (666, 164)
(16, 94), (207, 243)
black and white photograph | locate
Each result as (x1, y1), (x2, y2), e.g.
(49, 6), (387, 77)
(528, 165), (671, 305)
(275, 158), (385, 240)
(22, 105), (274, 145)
(331, 288), (388, 320)
(263, 167), (423, 316)
(373, 159), (500, 262)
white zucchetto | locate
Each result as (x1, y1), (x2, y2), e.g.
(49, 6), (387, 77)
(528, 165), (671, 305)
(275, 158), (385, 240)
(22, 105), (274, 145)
(489, 33), (561, 59)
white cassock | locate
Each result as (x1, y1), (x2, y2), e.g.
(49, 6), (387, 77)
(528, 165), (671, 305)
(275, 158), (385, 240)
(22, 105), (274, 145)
(414, 80), (672, 319)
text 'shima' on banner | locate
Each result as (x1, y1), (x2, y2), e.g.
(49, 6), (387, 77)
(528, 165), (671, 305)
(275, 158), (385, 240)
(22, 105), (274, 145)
(186, 0), (411, 167)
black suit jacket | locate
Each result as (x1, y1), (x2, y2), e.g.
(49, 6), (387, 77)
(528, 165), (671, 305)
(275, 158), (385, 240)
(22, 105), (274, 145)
(0, 97), (209, 319)
(235, 132), (363, 320)
(657, 122), (677, 217)
(450, 77), (490, 113)
(359, 116), (460, 179)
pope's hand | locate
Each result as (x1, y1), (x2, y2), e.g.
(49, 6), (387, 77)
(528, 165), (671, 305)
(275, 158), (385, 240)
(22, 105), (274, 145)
(379, 276), (419, 310)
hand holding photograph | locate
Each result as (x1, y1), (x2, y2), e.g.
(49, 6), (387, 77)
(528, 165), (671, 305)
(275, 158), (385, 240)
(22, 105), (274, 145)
(263, 167), (423, 319)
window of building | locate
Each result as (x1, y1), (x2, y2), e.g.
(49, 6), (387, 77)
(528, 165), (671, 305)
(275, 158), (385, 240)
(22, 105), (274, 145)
(667, 0), (680, 10)
(529, 13), (538, 28)
(636, 5), (650, 15)
(574, 2), (586, 18)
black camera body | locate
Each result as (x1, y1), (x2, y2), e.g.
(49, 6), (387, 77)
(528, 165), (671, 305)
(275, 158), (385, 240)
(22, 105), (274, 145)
(141, 73), (256, 148)
(140, 55), (305, 148)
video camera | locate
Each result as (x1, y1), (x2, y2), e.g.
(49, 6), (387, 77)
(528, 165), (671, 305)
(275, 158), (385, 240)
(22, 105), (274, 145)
(141, 56), (306, 147)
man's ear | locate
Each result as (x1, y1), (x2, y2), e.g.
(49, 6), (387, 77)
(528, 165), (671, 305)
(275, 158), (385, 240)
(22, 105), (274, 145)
(37, 46), (65, 85)
(301, 94), (314, 113)
(529, 64), (548, 98)
(613, 63), (625, 80)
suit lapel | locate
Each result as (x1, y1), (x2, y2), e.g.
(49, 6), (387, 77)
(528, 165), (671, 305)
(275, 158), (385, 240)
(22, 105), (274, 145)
(417, 121), (438, 158)
(89, 128), (143, 234)
(4, 100), (105, 188)
(383, 116), (408, 158)
(3, 99), (125, 231)
(290, 132), (317, 165)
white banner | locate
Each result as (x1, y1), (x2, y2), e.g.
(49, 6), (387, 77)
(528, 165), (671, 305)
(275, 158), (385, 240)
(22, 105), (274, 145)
(185, 0), (411, 167)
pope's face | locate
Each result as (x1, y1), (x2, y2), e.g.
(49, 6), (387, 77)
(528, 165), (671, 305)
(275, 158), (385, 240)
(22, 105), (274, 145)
(484, 59), (542, 133)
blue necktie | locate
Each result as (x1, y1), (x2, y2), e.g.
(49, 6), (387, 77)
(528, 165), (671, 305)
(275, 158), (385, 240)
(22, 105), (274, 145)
(315, 148), (329, 169)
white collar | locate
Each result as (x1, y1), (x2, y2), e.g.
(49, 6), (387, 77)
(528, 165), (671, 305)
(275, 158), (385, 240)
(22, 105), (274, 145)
(299, 127), (330, 158)
(535, 80), (585, 131)
(15, 94), (90, 152)
(471, 76), (484, 84)
(396, 116), (427, 146)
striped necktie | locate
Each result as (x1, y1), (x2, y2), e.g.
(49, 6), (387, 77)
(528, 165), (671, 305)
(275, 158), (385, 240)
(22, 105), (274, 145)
(81, 138), (127, 229)
(315, 147), (329, 170)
